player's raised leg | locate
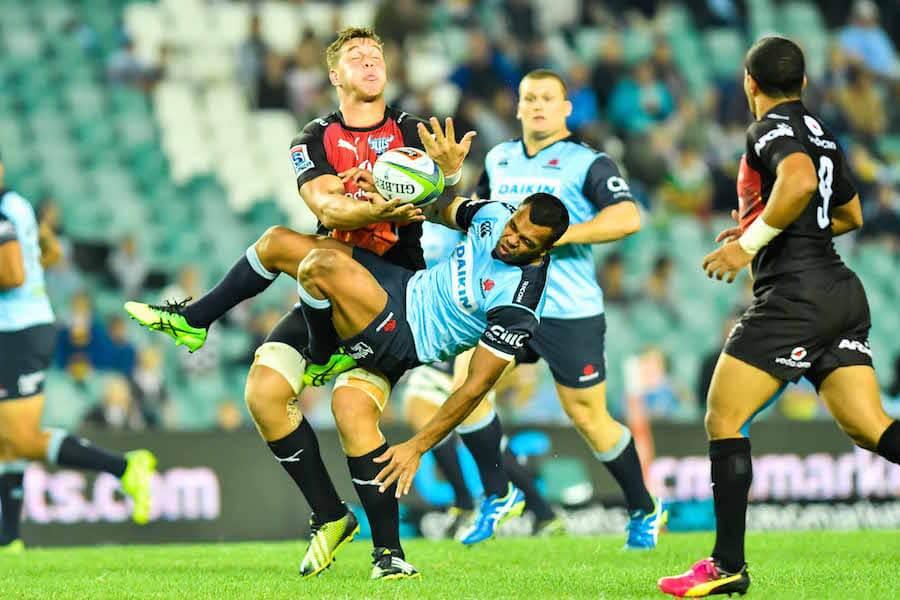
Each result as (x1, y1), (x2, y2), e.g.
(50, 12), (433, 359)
(0, 395), (156, 525)
(658, 354), (781, 597)
(125, 227), (345, 352)
(818, 366), (898, 462)
(244, 309), (356, 578)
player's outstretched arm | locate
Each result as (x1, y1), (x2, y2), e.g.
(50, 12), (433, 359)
(831, 194), (863, 237)
(300, 174), (423, 230)
(374, 345), (510, 497)
(555, 200), (641, 246)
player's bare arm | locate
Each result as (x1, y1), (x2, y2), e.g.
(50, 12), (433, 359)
(374, 345), (510, 497)
(0, 240), (25, 289)
(830, 194), (863, 236)
(555, 201), (641, 246)
(703, 152), (817, 283)
(300, 173), (423, 230)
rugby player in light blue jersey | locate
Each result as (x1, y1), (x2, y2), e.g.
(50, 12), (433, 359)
(0, 152), (156, 552)
(402, 221), (564, 542)
(474, 70), (666, 549)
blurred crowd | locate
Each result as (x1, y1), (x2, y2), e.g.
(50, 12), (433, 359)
(28, 0), (900, 431)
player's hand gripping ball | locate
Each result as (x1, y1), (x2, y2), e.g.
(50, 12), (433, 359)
(373, 147), (445, 207)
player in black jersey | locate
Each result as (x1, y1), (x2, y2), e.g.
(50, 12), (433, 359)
(659, 37), (900, 598)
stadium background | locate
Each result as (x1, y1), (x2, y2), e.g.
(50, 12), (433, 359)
(2, 0), (899, 543)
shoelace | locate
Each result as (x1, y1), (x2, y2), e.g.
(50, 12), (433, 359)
(147, 297), (193, 336)
(149, 297), (193, 314)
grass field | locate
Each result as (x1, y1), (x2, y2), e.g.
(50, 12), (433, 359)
(1, 530), (898, 599)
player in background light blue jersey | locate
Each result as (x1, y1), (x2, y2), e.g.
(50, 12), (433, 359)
(0, 153), (156, 552)
(473, 70), (666, 549)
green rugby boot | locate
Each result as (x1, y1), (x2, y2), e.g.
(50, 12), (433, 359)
(120, 449), (157, 525)
(124, 299), (207, 352)
(300, 510), (360, 577)
(302, 351), (357, 387)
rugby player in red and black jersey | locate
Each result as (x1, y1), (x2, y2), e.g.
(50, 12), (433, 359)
(658, 37), (900, 598)
(125, 27), (475, 580)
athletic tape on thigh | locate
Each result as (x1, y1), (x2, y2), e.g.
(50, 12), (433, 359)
(334, 368), (391, 412)
(254, 342), (306, 396)
(740, 383), (787, 437)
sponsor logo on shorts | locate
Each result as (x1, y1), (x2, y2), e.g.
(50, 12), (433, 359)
(754, 123), (794, 155)
(838, 339), (872, 357)
(375, 312), (396, 333)
(348, 342), (374, 360)
(367, 135), (395, 155)
(290, 144), (314, 176)
(578, 364), (600, 383)
(775, 346), (811, 369)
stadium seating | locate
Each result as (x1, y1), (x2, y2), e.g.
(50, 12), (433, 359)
(2, 0), (897, 429)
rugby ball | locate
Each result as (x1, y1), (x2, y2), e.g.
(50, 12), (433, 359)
(373, 147), (444, 207)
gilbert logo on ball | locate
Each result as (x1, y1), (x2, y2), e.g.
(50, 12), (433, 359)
(373, 147), (445, 207)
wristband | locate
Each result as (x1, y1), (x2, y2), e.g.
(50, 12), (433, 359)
(445, 169), (462, 187)
(738, 217), (782, 255)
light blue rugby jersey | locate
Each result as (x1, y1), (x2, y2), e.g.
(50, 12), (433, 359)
(405, 201), (549, 364)
(477, 137), (634, 319)
(420, 221), (464, 270)
(0, 189), (55, 331)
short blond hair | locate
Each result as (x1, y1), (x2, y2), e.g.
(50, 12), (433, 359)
(521, 69), (569, 96)
(326, 27), (383, 69)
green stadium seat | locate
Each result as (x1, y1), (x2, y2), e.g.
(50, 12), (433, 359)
(704, 29), (746, 79)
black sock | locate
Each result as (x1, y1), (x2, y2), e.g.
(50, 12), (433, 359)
(710, 437), (752, 573)
(459, 413), (510, 498)
(502, 446), (555, 521)
(432, 435), (474, 511)
(182, 249), (276, 329)
(596, 430), (654, 514)
(0, 464), (26, 544)
(267, 419), (347, 522)
(51, 433), (127, 477)
(876, 420), (900, 464)
(298, 298), (339, 364)
(347, 442), (402, 553)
